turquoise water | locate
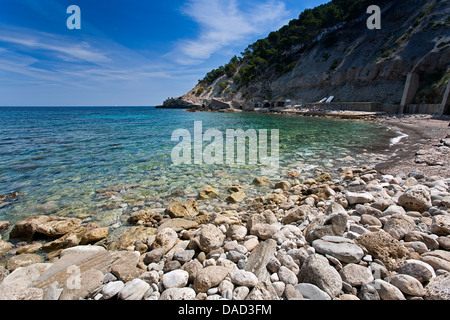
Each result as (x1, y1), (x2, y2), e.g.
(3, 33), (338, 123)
(0, 107), (397, 227)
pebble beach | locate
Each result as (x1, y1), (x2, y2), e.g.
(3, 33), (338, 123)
(0, 114), (449, 301)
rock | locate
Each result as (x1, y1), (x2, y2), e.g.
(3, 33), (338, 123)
(6, 254), (44, 272)
(382, 205), (406, 216)
(374, 279), (406, 300)
(198, 186), (220, 200)
(346, 192), (374, 206)
(245, 239), (277, 283)
(390, 274), (424, 296)
(60, 245), (107, 258)
(158, 219), (198, 232)
(59, 269), (104, 300)
(405, 231), (439, 250)
(305, 213), (348, 243)
(383, 214), (416, 240)
(424, 273), (450, 300)
(0, 263), (52, 300)
(41, 230), (84, 253)
(339, 263), (374, 287)
(128, 210), (156, 225)
(80, 227), (108, 245)
(118, 278), (150, 300)
(160, 287), (196, 300)
(282, 205), (310, 225)
(117, 227), (157, 250)
(230, 270), (259, 287)
(284, 283), (302, 300)
(162, 270), (189, 289)
(253, 177), (270, 186)
(144, 248), (166, 264)
(102, 281), (125, 300)
(233, 286), (250, 300)
(398, 185), (432, 212)
(181, 259), (203, 284)
(358, 283), (380, 300)
(226, 191), (247, 204)
(196, 224), (225, 253)
(355, 232), (410, 271)
(277, 266), (298, 286)
(267, 193), (288, 205)
(274, 181), (291, 190)
(153, 228), (178, 254)
(430, 215), (450, 236)
(194, 266), (230, 293)
(312, 236), (364, 264)
(173, 250), (196, 264)
(421, 256), (450, 272)
(398, 260), (436, 283)
(294, 283), (331, 300)
(165, 199), (199, 219)
(250, 223), (280, 240)
(297, 254), (342, 298)
(110, 264), (144, 283)
(0, 240), (14, 256)
(360, 214), (382, 227)
(10, 215), (82, 241)
(246, 281), (278, 300)
(438, 236), (450, 250)
(226, 225), (248, 241)
(326, 202), (347, 215)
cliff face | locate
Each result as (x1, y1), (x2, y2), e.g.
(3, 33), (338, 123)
(165, 0), (450, 110)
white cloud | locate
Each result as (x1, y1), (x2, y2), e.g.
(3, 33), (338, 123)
(171, 0), (290, 64)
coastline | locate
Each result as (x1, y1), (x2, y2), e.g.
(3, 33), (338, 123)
(0, 110), (449, 301)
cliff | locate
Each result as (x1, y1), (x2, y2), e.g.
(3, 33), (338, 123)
(161, 0), (450, 114)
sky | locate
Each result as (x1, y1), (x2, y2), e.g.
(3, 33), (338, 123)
(0, 0), (329, 106)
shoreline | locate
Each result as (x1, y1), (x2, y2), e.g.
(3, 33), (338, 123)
(0, 110), (449, 301)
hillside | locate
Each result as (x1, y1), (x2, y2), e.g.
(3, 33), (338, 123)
(161, 0), (450, 113)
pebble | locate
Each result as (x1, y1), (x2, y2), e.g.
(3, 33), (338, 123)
(3, 165), (450, 301)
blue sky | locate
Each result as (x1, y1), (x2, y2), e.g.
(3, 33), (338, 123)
(0, 0), (329, 106)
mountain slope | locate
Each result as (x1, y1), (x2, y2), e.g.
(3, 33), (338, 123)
(162, 0), (450, 111)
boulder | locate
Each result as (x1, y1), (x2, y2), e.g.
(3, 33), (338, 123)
(193, 224), (225, 253)
(153, 228), (179, 254)
(10, 215), (82, 241)
(253, 177), (270, 186)
(118, 279), (150, 300)
(374, 279), (406, 300)
(339, 263), (374, 287)
(194, 266), (230, 293)
(162, 270), (189, 289)
(355, 232), (410, 271)
(226, 191), (247, 204)
(198, 186), (220, 200)
(398, 260), (436, 283)
(294, 283), (331, 300)
(165, 199), (199, 219)
(430, 215), (450, 236)
(390, 274), (424, 296)
(305, 213), (348, 244)
(424, 273), (450, 300)
(160, 287), (196, 300)
(346, 192), (374, 206)
(297, 254), (342, 298)
(312, 236), (364, 264)
(398, 185), (432, 212)
(229, 270), (259, 287)
(383, 214), (416, 240)
(59, 269), (104, 300)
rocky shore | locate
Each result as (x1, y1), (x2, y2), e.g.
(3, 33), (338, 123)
(1, 162), (449, 300)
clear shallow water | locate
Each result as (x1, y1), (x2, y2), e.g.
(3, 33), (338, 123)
(0, 107), (397, 226)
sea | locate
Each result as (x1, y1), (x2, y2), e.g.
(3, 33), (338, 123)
(0, 107), (399, 228)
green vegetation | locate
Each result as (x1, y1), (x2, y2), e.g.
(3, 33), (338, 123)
(195, 87), (205, 96)
(330, 59), (340, 71)
(200, 0), (392, 87)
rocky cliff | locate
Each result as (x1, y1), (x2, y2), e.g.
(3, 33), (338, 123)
(162, 0), (450, 112)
